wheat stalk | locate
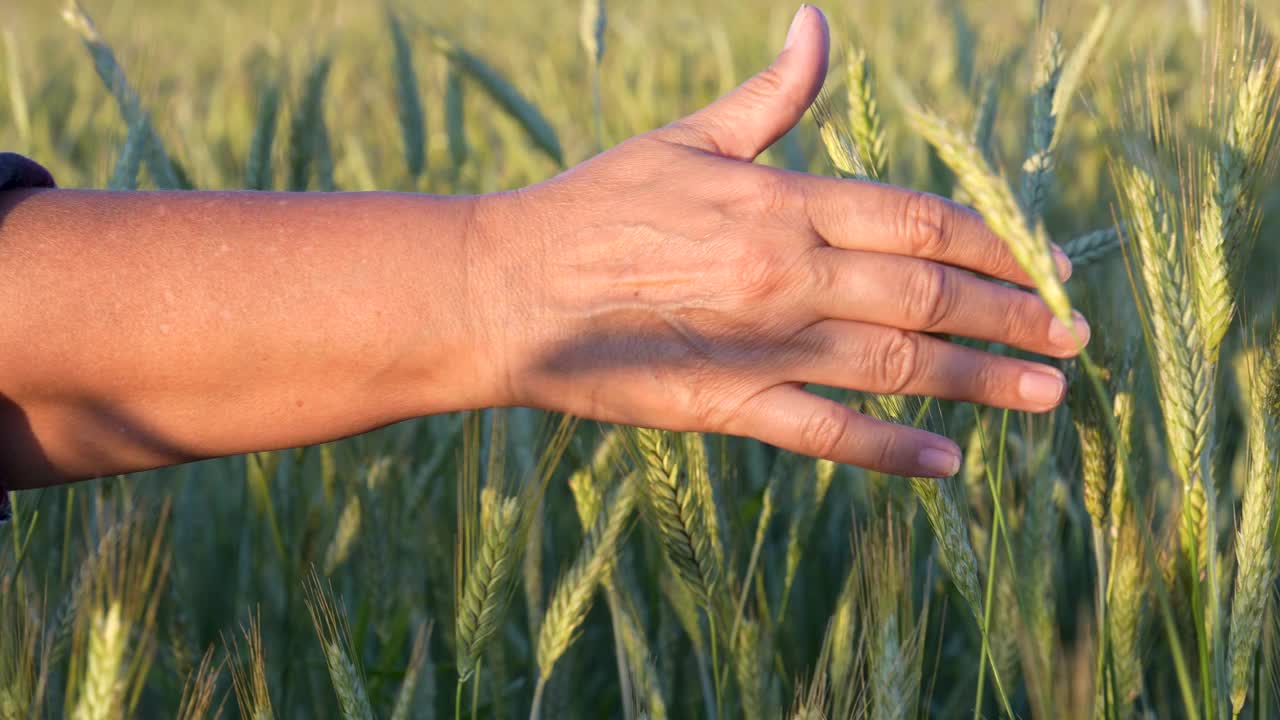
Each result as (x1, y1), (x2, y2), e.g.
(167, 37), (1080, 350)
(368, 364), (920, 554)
(62, 0), (182, 188)
(535, 472), (639, 685)
(1021, 31), (1064, 220)
(910, 105), (1074, 324)
(390, 622), (432, 720)
(245, 80), (280, 190)
(445, 61), (469, 169)
(287, 55), (333, 191)
(430, 32), (563, 165)
(389, 10), (426, 179)
(612, 589), (669, 720)
(867, 395), (983, 619)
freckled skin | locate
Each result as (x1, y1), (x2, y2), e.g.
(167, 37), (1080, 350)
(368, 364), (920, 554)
(0, 6), (1083, 489)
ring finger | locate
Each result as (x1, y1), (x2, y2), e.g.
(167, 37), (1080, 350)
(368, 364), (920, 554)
(790, 319), (1069, 413)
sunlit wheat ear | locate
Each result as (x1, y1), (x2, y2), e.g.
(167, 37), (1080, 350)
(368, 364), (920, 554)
(731, 618), (768, 720)
(909, 105), (1074, 325)
(536, 472), (640, 685)
(455, 485), (521, 682)
(1070, 365), (1112, 532)
(1195, 58), (1280, 362)
(1108, 506), (1149, 709)
(1228, 331), (1280, 715)
(1108, 373), (1136, 541)
(0, 591), (41, 720)
(812, 92), (869, 180)
(225, 612), (274, 720)
(175, 647), (222, 720)
(1020, 31), (1063, 220)
(323, 492), (362, 574)
(846, 46), (888, 181)
(579, 0), (606, 65)
(1115, 159), (1213, 574)
(303, 570), (374, 720)
(632, 428), (719, 605)
(68, 502), (171, 720)
(855, 514), (924, 720)
(682, 433), (725, 572)
(824, 554), (867, 720)
(72, 604), (128, 720)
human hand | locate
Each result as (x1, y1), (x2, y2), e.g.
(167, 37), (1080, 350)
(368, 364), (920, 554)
(470, 4), (1087, 478)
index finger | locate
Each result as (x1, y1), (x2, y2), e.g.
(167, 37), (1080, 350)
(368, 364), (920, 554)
(796, 175), (1072, 286)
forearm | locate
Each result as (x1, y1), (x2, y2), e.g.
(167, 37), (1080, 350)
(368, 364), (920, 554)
(0, 188), (496, 487)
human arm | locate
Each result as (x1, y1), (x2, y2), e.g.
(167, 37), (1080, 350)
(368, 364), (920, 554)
(0, 5), (1086, 490)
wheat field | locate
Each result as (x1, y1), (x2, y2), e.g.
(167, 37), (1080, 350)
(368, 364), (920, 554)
(4, 0), (1280, 718)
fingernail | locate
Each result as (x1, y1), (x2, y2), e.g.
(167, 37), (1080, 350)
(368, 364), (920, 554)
(1019, 368), (1067, 407)
(918, 445), (961, 477)
(1052, 244), (1073, 281)
(784, 4), (809, 50)
(1048, 311), (1091, 349)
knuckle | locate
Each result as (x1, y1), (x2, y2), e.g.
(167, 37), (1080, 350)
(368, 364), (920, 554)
(746, 66), (789, 103)
(805, 247), (840, 299)
(871, 430), (901, 474)
(903, 263), (953, 330)
(799, 405), (853, 459)
(729, 247), (787, 304)
(1003, 294), (1044, 345)
(875, 329), (920, 394)
(741, 169), (797, 218)
(900, 191), (953, 258)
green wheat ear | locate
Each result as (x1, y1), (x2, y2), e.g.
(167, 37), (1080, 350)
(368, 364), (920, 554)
(303, 570), (374, 720)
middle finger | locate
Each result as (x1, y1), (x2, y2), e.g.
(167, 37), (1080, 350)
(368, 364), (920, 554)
(809, 247), (1089, 357)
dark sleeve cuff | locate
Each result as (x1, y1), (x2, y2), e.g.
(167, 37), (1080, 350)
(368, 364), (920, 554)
(0, 152), (55, 522)
(0, 152), (56, 191)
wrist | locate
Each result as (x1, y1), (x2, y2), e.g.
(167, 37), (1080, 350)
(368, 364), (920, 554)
(455, 188), (543, 411)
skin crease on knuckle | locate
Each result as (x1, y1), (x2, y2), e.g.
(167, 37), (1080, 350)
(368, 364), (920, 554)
(902, 261), (953, 332)
(875, 329), (921, 396)
(900, 190), (954, 261)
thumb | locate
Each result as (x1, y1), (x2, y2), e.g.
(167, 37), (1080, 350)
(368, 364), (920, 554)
(662, 5), (829, 161)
